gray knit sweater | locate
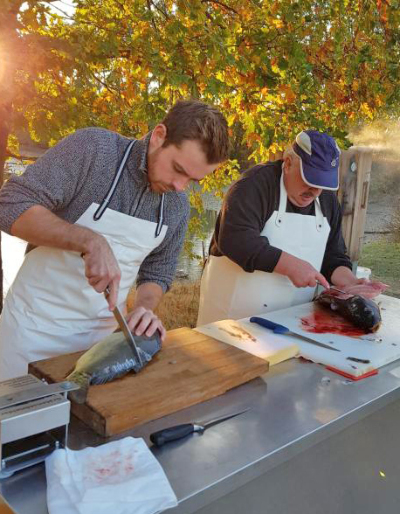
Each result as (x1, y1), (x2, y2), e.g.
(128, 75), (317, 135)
(0, 128), (190, 292)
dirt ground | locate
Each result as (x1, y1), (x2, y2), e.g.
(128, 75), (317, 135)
(360, 186), (400, 298)
(364, 193), (397, 245)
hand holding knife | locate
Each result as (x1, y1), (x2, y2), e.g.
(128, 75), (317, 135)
(316, 280), (347, 295)
(105, 286), (144, 368)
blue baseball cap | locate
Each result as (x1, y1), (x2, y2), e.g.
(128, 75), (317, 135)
(293, 130), (340, 191)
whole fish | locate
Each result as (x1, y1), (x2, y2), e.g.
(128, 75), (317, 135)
(66, 331), (161, 404)
(315, 290), (381, 333)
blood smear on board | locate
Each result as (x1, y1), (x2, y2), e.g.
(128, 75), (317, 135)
(300, 308), (367, 338)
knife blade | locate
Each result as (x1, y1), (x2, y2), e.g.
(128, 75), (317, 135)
(105, 287), (144, 368)
(316, 281), (347, 295)
(250, 316), (341, 352)
(150, 408), (250, 447)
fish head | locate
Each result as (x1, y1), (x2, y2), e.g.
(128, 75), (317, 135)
(315, 290), (353, 305)
(346, 295), (381, 332)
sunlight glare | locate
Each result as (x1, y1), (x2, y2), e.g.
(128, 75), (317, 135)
(0, 48), (4, 84)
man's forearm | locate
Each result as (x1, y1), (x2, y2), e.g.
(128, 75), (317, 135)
(10, 205), (101, 254)
(331, 266), (358, 288)
(133, 282), (164, 311)
(274, 251), (295, 277)
(274, 251), (330, 289)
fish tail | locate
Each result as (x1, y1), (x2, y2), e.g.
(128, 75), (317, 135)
(66, 371), (91, 404)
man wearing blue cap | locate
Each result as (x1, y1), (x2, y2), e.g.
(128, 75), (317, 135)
(197, 130), (379, 326)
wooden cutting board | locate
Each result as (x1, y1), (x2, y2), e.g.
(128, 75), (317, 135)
(29, 327), (268, 437)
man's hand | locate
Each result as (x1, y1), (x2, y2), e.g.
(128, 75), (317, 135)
(341, 278), (388, 299)
(127, 282), (166, 341)
(274, 252), (330, 289)
(331, 266), (388, 299)
(82, 234), (121, 311)
(10, 205), (122, 310)
(126, 307), (166, 341)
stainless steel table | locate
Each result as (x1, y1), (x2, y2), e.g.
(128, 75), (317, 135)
(2, 357), (400, 514)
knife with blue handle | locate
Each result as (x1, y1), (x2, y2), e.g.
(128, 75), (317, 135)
(249, 316), (341, 352)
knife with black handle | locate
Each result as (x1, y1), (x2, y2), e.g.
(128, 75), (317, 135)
(150, 409), (249, 447)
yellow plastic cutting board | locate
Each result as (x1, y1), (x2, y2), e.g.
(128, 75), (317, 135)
(195, 318), (299, 365)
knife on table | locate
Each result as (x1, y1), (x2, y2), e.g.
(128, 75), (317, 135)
(105, 286), (144, 368)
(150, 409), (249, 447)
(250, 316), (341, 352)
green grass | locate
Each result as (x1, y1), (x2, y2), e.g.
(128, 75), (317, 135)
(359, 241), (400, 298)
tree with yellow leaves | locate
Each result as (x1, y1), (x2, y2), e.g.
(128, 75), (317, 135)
(1, 0), (400, 307)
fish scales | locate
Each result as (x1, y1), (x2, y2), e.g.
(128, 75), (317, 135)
(66, 331), (161, 404)
(90, 358), (137, 384)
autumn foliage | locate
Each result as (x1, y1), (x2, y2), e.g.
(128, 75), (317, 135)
(1, 0), (399, 305)
(2, 1), (400, 165)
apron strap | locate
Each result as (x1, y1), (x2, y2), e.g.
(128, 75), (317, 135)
(315, 197), (324, 232)
(275, 171), (287, 227)
(155, 194), (165, 237)
(93, 140), (137, 221)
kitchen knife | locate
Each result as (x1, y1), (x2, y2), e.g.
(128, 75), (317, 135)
(105, 287), (144, 368)
(150, 408), (249, 447)
(316, 281), (347, 295)
(250, 316), (341, 352)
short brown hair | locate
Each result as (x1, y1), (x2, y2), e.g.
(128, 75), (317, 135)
(161, 100), (229, 164)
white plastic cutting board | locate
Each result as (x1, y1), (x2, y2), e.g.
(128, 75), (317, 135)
(194, 318), (299, 366)
(259, 294), (400, 378)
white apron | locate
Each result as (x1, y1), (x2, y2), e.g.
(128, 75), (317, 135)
(197, 173), (331, 326)
(0, 140), (167, 379)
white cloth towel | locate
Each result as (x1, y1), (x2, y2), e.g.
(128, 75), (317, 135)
(45, 437), (178, 514)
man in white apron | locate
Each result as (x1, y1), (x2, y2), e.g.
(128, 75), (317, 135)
(197, 130), (379, 326)
(0, 100), (229, 379)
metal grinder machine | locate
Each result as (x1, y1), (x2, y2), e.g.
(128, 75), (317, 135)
(0, 374), (78, 478)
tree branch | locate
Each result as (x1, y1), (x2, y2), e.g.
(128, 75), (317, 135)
(5, 149), (37, 161)
(88, 69), (120, 95)
(201, 0), (239, 15)
(146, 0), (160, 33)
(42, 1), (74, 19)
(149, 0), (170, 19)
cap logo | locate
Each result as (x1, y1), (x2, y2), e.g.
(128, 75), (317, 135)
(331, 159), (337, 167)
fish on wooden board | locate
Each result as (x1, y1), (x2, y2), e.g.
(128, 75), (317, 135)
(66, 331), (161, 404)
(315, 290), (382, 333)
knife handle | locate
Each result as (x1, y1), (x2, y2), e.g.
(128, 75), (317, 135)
(249, 317), (289, 335)
(150, 423), (197, 447)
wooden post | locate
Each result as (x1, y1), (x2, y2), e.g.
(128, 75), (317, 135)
(337, 147), (373, 266)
